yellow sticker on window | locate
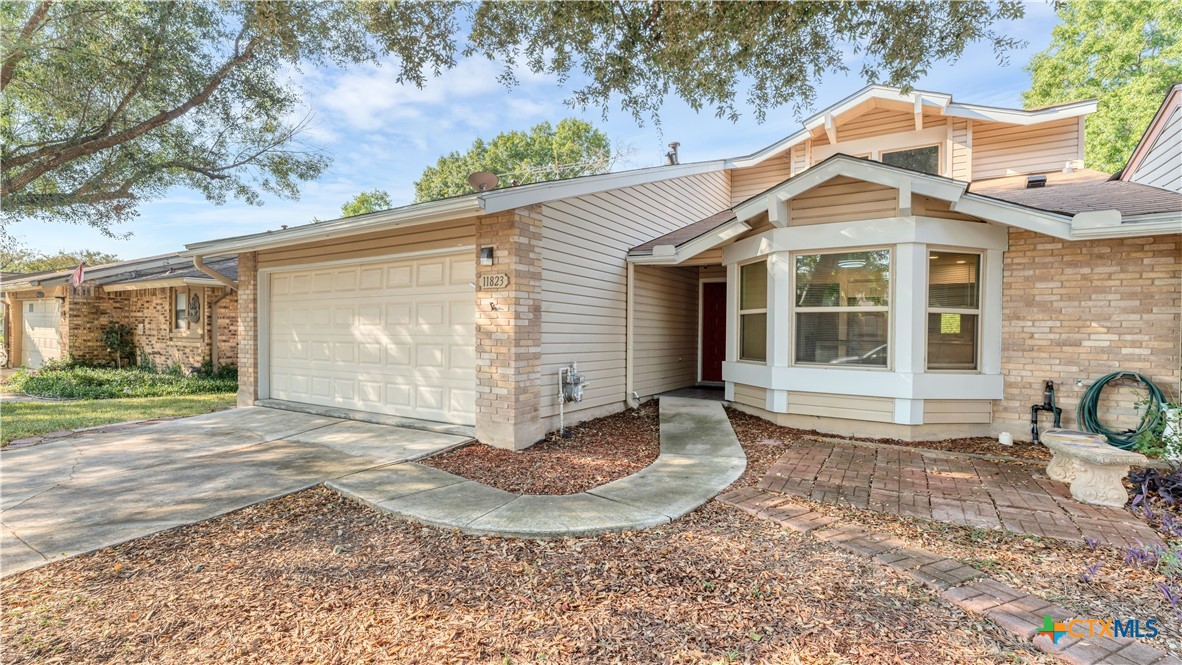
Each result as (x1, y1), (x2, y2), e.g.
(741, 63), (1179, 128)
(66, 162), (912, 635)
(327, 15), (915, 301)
(940, 313), (961, 334)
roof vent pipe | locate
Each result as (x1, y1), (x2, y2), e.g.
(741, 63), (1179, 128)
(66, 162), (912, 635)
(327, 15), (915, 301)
(1026, 175), (1047, 189)
(666, 141), (680, 165)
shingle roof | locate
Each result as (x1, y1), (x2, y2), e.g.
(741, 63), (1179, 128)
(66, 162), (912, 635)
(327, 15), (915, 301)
(113, 256), (238, 284)
(630, 210), (738, 254)
(969, 169), (1182, 217)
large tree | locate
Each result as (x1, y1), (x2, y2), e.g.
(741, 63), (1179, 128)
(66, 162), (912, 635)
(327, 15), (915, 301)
(415, 119), (612, 202)
(1023, 1), (1182, 174)
(2, 1), (1024, 238)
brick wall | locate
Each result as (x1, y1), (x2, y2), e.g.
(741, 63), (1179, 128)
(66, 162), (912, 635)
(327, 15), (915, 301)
(60, 285), (239, 370)
(995, 230), (1181, 436)
(474, 207), (544, 449)
(63, 286), (132, 364)
(236, 251), (258, 406)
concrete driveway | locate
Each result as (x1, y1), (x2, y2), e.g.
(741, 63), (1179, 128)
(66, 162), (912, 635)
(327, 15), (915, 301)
(0, 407), (472, 577)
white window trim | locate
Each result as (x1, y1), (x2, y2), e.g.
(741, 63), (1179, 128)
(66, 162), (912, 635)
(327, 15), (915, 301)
(810, 126), (951, 176)
(789, 247), (894, 370)
(925, 248), (983, 372)
(736, 258), (769, 364)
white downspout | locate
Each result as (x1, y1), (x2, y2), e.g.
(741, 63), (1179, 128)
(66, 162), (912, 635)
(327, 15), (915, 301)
(625, 261), (637, 407)
(193, 256), (238, 292)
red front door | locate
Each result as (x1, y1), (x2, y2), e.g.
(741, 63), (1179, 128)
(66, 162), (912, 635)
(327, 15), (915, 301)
(700, 282), (727, 382)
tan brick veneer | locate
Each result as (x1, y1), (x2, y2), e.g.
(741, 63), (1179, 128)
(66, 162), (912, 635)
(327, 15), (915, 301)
(995, 230), (1181, 435)
(236, 251), (259, 407)
(474, 207), (544, 449)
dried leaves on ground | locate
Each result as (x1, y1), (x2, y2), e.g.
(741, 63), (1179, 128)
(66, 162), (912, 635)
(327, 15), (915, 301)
(0, 487), (1050, 664)
(421, 401), (662, 495)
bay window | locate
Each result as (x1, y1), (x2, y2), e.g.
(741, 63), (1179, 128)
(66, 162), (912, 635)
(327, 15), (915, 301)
(738, 260), (767, 362)
(927, 252), (980, 370)
(794, 250), (890, 367)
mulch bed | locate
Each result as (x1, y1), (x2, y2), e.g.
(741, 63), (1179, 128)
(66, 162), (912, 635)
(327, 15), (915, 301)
(420, 401), (662, 495)
(0, 486), (1049, 664)
(725, 407), (1052, 463)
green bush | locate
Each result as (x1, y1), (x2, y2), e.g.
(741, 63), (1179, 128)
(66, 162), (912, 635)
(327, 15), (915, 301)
(7, 365), (237, 399)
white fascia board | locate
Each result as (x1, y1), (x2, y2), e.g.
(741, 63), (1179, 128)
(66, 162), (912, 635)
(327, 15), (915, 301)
(944, 99), (1097, 125)
(726, 129), (811, 169)
(13, 255), (191, 289)
(733, 156), (967, 224)
(101, 277), (221, 292)
(1071, 211), (1182, 239)
(184, 197), (483, 258)
(627, 219), (751, 265)
(950, 194), (1074, 239)
(480, 160), (727, 213)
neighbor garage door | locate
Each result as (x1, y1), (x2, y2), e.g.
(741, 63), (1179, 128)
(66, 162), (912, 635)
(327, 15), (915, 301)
(267, 252), (477, 426)
(21, 299), (62, 368)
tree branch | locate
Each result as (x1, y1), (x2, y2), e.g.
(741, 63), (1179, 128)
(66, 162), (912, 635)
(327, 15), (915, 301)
(1, 36), (259, 195)
(0, 0), (52, 92)
(98, 3), (175, 137)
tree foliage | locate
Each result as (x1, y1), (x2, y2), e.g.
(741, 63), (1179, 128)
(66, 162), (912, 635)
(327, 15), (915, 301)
(0, 245), (118, 274)
(2, 1), (1025, 236)
(1023, 1), (1182, 174)
(341, 189), (393, 217)
(414, 119), (612, 202)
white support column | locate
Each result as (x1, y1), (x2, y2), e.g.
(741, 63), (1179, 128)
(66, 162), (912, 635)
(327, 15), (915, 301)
(767, 252), (792, 368)
(982, 248), (1005, 375)
(892, 243), (928, 389)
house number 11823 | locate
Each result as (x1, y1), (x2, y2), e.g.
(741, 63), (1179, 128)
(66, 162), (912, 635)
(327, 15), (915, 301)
(479, 274), (510, 289)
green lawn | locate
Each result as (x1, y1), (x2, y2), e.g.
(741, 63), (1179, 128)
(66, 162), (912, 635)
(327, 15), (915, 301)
(0, 393), (236, 445)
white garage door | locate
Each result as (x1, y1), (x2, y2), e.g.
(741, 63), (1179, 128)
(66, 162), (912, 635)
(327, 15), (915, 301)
(21, 299), (62, 368)
(268, 252), (477, 426)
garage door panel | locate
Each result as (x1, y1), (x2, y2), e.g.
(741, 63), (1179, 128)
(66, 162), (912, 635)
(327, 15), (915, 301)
(269, 252), (476, 426)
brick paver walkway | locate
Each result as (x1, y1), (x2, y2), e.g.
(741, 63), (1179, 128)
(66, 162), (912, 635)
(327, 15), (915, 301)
(759, 440), (1160, 547)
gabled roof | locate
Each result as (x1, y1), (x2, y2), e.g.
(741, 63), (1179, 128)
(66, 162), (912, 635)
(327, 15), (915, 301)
(1118, 83), (1182, 183)
(727, 85), (1097, 168)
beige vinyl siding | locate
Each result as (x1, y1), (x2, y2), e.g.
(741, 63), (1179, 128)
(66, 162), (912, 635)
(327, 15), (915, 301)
(787, 391), (893, 423)
(257, 218), (477, 269)
(632, 265), (699, 397)
(732, 383), (766, 408)
(788, 176), (898, 225)
(790, 143), (809, 177)
(836, 108), (947, 143)
(1131, 105), (1181, 192)
(730, 160), (792, 205)
(539, 171), (731, 421)
(951, 118), (972, 181)
(923, 399), (993, 424)
(971, 117), (1082, 179)
(913, 195), (979, 222)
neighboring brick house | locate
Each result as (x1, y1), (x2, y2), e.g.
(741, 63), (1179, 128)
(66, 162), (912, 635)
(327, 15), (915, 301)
(183, 84), (1180, 449)
(1, 254), (238, 371)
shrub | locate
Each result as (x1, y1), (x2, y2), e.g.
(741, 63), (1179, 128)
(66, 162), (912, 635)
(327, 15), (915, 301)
(7, 365), (236, 399)
(101, 322), (136, 368)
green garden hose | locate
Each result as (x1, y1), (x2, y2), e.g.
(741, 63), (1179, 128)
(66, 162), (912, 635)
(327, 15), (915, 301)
(1077, 372), (1167, 450)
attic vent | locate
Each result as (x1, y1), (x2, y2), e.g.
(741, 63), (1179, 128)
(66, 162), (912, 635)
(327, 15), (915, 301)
(1026, 175), (1047, 189)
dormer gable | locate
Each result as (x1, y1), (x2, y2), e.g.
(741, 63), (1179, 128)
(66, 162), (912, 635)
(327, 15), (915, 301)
(727, 85), (1096, 205)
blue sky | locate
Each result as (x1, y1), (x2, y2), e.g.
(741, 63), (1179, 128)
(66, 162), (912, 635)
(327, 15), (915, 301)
(10, 2), (1060, 260)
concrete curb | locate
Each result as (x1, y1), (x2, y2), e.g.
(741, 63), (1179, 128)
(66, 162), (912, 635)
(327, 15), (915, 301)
(718, 487), (1180, 665)
(329, 396), (747, 539)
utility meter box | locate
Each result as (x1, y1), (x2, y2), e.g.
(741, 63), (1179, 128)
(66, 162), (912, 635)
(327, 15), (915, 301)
(560, 365), (588, 403)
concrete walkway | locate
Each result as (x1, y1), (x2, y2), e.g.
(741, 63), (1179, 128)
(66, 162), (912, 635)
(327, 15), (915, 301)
(329, 396), (746, 538)
(1, 407), (471, 577)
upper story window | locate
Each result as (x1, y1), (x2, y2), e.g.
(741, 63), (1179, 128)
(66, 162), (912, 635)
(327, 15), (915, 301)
(881, 145), (940, 175)
(794, 250), (890, 367)
(738, 260), (768, 362)
(927, 252), (980, 370)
